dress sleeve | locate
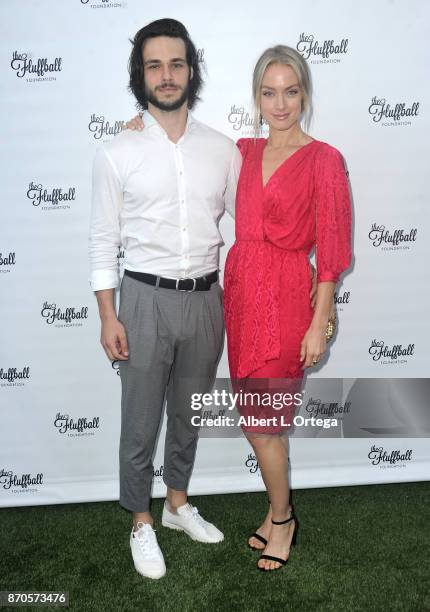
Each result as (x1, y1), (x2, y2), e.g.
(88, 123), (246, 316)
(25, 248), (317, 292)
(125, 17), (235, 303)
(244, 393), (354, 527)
(236, 138), (250, 157)
(315, 147), (352, 283)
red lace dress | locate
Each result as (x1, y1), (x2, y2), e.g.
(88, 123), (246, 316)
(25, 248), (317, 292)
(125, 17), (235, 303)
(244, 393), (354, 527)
(223, 137), (352, 433)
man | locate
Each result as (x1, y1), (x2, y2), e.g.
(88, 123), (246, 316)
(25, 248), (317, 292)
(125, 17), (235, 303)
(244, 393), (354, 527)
(89, 18), (241, 579)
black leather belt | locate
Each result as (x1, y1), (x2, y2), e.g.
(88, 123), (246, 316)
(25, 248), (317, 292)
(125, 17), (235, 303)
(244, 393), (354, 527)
(124, 269), (218, 292)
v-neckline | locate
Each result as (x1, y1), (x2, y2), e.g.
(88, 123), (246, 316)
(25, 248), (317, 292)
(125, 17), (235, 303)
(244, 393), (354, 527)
(261, 138), (317, 189)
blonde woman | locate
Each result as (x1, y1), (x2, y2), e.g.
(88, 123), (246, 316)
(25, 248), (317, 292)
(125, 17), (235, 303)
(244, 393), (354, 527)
(223, 45), (352, 571)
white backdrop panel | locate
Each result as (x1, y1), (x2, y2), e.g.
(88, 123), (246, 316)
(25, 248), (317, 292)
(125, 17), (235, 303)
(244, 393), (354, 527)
(1, 0), (429, 507)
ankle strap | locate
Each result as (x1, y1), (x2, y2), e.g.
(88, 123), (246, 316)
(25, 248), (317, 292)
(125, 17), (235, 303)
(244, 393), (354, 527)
(271, 515), (294, 525)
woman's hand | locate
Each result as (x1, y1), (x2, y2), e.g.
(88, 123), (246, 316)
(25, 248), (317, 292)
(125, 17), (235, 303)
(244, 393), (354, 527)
(126, 113), (145, 130)
(300, 323), (327, 368)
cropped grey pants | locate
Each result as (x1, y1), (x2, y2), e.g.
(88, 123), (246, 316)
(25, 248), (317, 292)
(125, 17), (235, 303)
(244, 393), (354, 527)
(118, 273), (224, 512)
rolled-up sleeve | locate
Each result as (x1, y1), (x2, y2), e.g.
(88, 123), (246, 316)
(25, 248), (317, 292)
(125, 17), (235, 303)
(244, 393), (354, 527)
(315, 147), (352, 283)
(88, 147), (123, 291)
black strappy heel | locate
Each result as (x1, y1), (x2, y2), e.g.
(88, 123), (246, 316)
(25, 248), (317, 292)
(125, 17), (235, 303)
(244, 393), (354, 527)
(248, 496), (271, 551)
(257, 512), (298, 571)
(248, 532), (268, 550)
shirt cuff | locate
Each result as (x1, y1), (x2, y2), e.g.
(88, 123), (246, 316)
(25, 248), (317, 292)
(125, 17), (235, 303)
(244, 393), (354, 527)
(89, 269), (119, 291)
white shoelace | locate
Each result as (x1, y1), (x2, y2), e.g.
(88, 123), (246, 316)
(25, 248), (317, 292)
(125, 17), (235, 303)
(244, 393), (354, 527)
(186, 505), (207, 528)
(134, 523), (160, 558)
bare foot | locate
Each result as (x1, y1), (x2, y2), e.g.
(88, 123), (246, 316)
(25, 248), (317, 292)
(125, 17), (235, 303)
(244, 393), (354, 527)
(257, 509), (296, 570)
(248, 505), (272, 550)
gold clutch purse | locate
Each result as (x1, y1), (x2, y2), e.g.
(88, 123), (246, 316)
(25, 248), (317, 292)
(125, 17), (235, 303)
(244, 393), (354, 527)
(325, 305), (337, 342)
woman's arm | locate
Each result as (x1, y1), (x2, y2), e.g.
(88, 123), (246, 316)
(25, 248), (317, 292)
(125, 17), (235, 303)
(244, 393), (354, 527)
(301, 146), (352, 367)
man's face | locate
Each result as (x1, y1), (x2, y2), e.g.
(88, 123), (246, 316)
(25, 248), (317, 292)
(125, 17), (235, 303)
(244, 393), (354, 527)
(143, 36), (190, 111)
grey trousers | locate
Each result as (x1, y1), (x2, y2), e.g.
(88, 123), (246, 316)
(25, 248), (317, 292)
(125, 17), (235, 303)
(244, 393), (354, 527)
(118, 273), (224, 512)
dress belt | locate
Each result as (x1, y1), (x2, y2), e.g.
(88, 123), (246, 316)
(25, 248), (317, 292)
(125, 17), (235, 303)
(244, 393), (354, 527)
(124, 269), (218, 292)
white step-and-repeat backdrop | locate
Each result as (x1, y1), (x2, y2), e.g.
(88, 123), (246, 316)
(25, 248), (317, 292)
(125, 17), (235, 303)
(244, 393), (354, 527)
(1, 0), (429, 507)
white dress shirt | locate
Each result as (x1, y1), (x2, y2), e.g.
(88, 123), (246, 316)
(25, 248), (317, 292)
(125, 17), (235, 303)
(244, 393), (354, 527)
(89, 110), (242, 291)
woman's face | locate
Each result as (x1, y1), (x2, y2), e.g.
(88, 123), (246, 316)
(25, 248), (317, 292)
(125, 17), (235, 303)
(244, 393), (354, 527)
(260, 63), (303, 132)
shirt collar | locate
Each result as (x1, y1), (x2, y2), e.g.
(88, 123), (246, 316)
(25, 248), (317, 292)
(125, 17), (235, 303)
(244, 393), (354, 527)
(143, 109), (195, 138)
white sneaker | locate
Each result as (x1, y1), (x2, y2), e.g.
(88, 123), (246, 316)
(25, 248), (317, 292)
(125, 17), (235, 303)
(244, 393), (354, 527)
(162, 502), (224, 543)
(130, 522), (166, 579)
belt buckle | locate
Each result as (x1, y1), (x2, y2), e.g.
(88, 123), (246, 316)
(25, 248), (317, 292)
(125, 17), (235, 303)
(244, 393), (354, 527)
(176, 277), (196, 292)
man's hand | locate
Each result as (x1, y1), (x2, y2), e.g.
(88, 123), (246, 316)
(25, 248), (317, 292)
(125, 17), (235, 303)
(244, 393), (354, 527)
(126, 113), (145, 131)
(310, 263), (317, 308)
(95, 289), (129, 361)
(100, 316), (129, 361)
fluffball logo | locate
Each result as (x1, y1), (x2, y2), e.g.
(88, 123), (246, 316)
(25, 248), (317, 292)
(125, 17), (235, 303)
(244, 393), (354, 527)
(228, 105), (255, 132)
(27, 182), (76, 211)
(296, 33), (349, 63)
(305, 397), (350, 418)
(152, 465), (164, 483)
(81, 0), (127, 8)
(10, 51), (62, 82)
(41, 302), (89, 327)
(88, 114), (125, 140)
(112, 361), (121, 376)
(368, 97), (419, 126)
(368, 340), (414, 364)
(245, 453), (260, 474)
(368, 445), (412, 468)
(54, 413), (100, 436)
(368, 223), (417, 250)
(0, 469), (44, 492)
(117, 247), (125, 274)
(0, 367), (30, 388)
(0, 252), (16, 274)
(227, 105), (268, 136)
(334, 289), (350, 313)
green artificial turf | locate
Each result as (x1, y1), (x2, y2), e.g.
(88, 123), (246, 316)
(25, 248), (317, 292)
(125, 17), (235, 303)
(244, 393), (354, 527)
(0, 483), (429, 612)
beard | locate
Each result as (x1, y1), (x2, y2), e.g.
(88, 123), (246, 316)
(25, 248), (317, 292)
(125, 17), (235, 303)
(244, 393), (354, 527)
(146, 82), (189, 112)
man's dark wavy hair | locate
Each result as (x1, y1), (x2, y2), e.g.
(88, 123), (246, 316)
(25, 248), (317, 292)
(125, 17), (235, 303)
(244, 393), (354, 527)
(128, 18), (203, 110)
